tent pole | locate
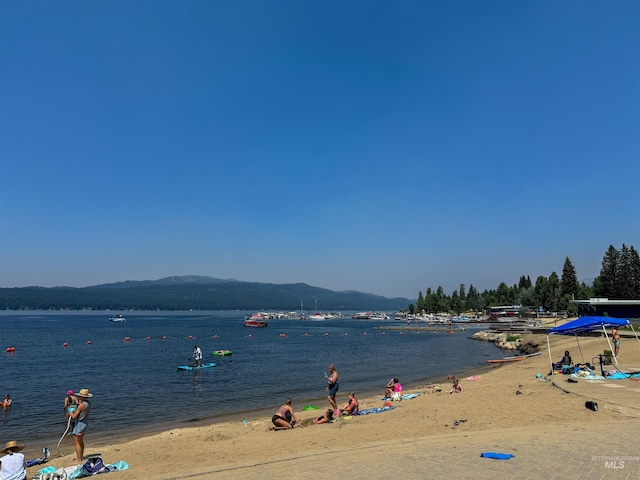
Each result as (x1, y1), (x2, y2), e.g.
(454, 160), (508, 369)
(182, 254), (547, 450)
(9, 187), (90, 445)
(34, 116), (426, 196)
(602, 326), (618, 366)
(546, 335), (554, 375)
(574, 333), (585, 364)
(629, 323), (640, 344)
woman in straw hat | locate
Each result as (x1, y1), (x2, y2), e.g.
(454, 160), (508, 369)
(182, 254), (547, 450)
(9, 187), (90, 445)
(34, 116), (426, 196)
(0, 440), (28, 480)
(69, 388), (93, 462)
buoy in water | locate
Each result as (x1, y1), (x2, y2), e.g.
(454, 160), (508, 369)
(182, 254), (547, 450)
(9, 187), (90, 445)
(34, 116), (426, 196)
(214, 335), (219, 339)
(279, 333), (286, 337)
(124, 337), (130, 341)
(147, 336), (151, 340)
(163, 336), (167, 340)
(63, 343), (68, 347)
(6, 347), (15, 352)
(87, 341), (92, 345)
(325, 333), (329, 336)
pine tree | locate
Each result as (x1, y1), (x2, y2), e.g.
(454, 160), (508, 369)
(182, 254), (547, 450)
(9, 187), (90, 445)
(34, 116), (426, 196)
(561, 257), (579, 299)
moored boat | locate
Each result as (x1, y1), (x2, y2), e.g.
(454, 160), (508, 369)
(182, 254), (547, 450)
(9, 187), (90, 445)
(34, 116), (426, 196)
(109, 314), (126, 322)
(243, 319), (268, 328)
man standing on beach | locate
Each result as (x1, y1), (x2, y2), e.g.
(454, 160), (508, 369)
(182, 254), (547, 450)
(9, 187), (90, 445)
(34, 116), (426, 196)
(612, 327), (621, 357)
(325, 364), (339, 414)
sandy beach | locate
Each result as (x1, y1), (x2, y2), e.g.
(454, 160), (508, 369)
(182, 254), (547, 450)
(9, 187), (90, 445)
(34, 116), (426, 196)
(25, 331), (640, 479)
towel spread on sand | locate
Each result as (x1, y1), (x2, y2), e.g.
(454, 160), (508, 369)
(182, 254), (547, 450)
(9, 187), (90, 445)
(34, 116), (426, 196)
(481, 452), (514, 460)
(357, 406), (396, 415)
(380, 392), (422, 401)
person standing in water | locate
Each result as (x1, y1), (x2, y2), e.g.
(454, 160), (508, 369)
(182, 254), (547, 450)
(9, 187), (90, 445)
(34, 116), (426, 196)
(324, 364), (339, 415)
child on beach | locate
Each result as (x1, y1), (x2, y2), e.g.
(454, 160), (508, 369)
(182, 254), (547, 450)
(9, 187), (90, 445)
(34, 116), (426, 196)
(449, 379), (462, 394)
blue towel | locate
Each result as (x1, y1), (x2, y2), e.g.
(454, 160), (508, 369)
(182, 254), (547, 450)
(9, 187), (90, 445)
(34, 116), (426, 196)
(481, 452), (514, 460)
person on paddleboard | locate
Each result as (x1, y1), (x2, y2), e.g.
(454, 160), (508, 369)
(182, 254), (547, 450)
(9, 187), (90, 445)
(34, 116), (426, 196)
(193, 345), (203, 367)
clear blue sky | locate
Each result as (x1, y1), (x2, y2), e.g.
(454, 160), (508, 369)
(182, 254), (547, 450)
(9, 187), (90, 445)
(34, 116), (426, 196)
(1, 1), (638, 299)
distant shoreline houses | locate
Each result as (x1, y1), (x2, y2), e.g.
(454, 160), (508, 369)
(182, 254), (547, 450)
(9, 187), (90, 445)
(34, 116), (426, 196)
(571, 298), (640, 320)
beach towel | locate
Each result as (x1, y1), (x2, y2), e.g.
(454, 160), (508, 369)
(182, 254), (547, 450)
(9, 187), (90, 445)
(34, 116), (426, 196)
(380, 393), (422, 401)
(357, 406), (396, 415)
(570, 372), (605, 380)
(481, 452), (514, 460)
(605, 372), (640, 380)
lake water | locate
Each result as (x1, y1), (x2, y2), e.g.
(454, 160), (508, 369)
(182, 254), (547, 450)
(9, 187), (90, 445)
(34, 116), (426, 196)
(0, 311), (501, 448)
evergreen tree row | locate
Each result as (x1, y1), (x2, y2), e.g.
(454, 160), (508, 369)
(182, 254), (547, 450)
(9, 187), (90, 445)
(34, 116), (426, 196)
(411, 243), (639, 316)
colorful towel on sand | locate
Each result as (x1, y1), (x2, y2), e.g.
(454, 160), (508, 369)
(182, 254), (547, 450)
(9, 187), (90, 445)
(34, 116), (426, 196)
(605, 372), (640, 380)
(481, 452), (514, 460)
(380, 392), (422, 401)
(570, 373), (606, 380)
(357, 406), (396, 415)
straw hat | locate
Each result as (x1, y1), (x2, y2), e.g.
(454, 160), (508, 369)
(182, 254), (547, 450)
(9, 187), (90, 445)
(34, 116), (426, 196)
(1, 440), (25, 454)
(76, 388), (93, 398)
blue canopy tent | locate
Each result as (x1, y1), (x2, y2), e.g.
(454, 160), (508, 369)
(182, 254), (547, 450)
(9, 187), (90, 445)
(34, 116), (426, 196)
(546, 316), (638, 372)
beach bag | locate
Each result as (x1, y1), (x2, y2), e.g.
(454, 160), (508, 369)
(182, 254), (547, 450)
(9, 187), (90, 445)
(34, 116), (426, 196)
(79, 456), (110, 476)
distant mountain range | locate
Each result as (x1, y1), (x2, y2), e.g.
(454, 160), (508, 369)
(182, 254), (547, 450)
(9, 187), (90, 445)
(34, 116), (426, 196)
(0, 276), (414, 311)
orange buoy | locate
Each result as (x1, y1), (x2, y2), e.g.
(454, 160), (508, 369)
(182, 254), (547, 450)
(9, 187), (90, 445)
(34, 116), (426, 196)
(304, 333), (309, 337)
(279, 333), (286, 337)
(87, 341), (92, 345)
(189, 335), (193, 339)
(63, 343), (68, 347)
(147, 336), (151, 341)
(124, 337), (130, 341)
(163, 336), (167, 340)
(6, 347), (15, 352)
(214, 335), (219, 339)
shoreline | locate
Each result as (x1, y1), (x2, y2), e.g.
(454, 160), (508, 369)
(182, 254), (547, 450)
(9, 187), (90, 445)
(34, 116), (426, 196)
(25, 331), (640, 479)
(46, 361), (500, 457)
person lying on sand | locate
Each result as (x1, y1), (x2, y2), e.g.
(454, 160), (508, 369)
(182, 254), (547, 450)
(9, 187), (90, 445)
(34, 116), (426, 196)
(315, 409), (334, 424)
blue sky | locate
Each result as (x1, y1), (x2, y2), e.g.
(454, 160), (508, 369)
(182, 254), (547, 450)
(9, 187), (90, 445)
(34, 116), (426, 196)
(1, 1), (638, 299)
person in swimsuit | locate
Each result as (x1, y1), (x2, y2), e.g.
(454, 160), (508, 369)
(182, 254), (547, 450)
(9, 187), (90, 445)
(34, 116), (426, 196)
(314, 409), (334, 424)
(612, 327), (621, 357)
(2, 394), (11, 411)
(324, 364), (339, 414)
(385, 378), (397, 398)
(449, 379), (462, 394)
(339, 392), (359, 416)
(271, 398), (301, 430)
(70, 388), (92, 462)
(64, 390), (79, 418)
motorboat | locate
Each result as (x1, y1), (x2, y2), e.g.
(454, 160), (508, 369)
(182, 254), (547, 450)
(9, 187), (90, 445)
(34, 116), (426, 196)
(243, 319), (268, 327)
(109, 314), (126, 322)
